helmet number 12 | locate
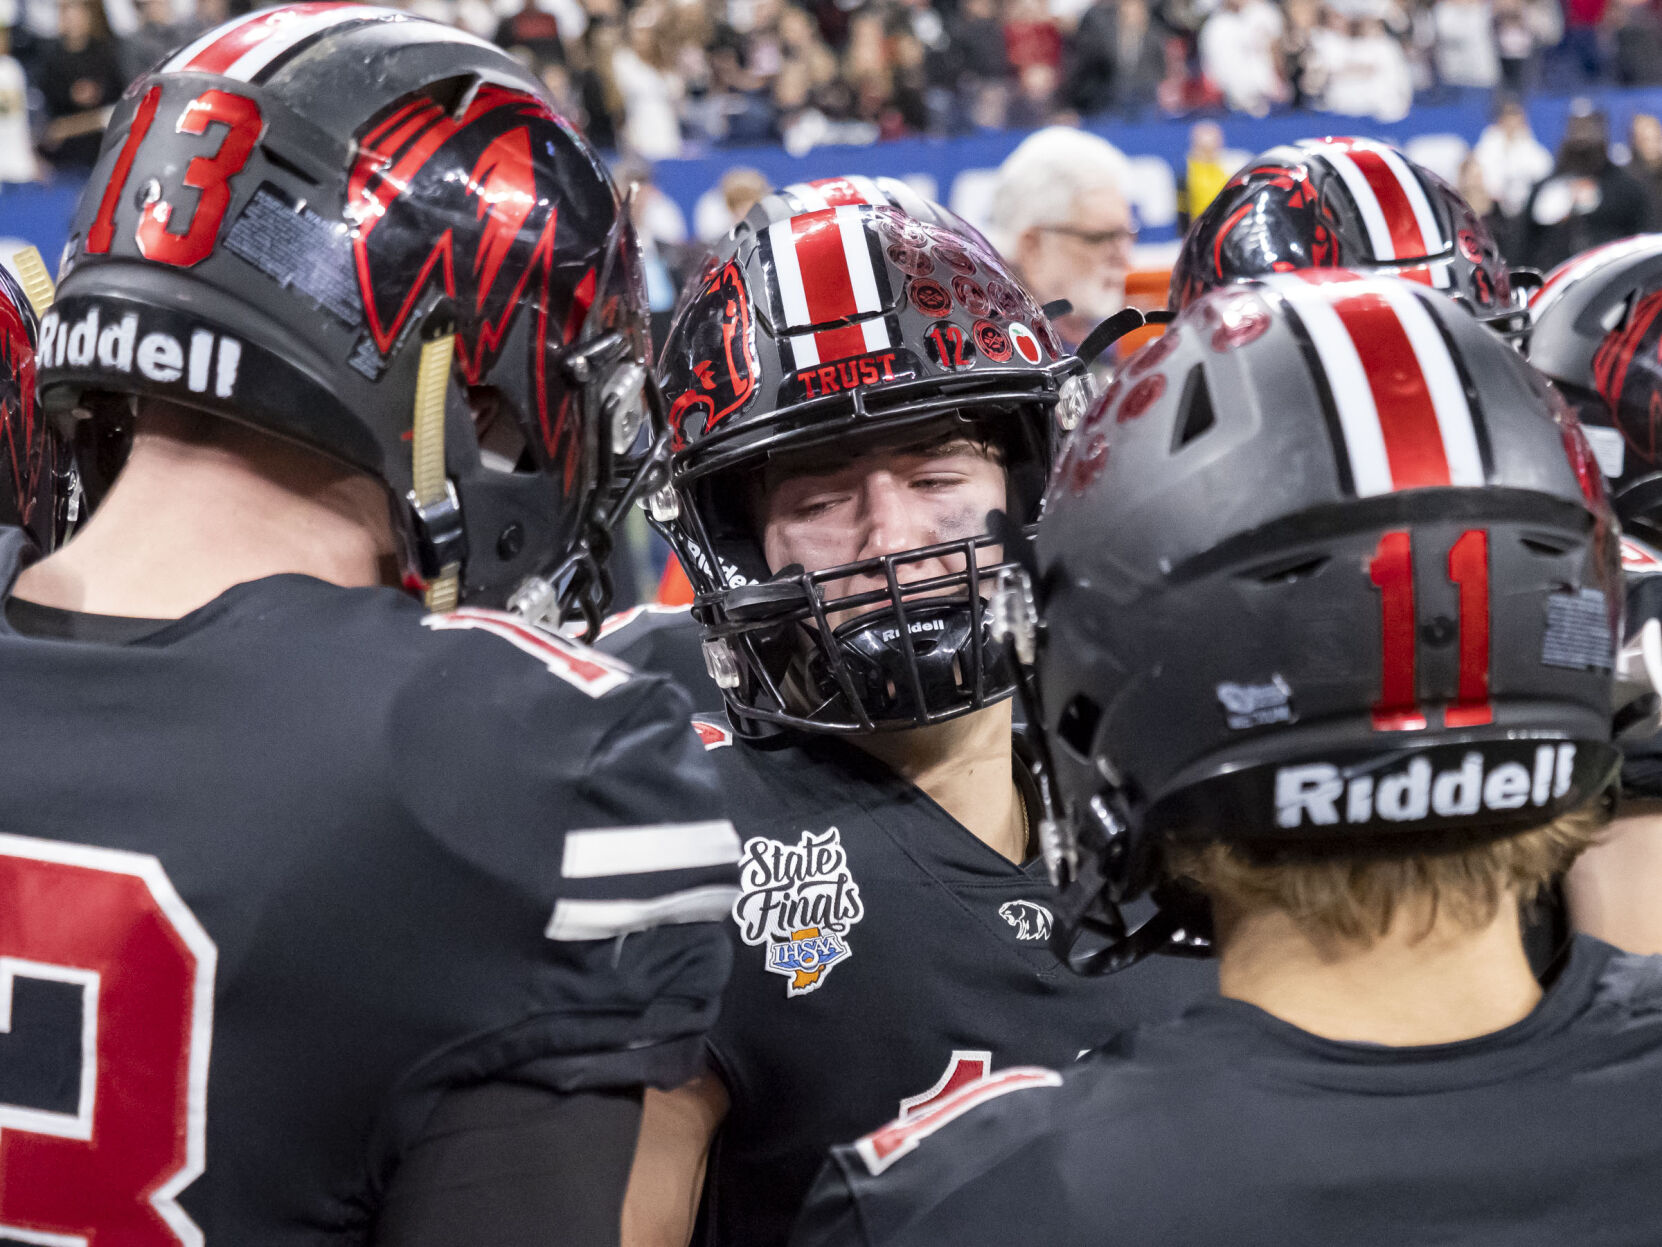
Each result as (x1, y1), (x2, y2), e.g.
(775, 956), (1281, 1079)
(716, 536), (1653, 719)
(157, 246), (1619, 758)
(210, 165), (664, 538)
(0, 835), (215, 1245)
(1369, 528), (1491, 731)
(87, 84), (264, 268)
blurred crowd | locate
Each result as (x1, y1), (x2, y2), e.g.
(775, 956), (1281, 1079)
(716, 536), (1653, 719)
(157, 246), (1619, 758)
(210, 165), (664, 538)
(8, 0), (1662, 178)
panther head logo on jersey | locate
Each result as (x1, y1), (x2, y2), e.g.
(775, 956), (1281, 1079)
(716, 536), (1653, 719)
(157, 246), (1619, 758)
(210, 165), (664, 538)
(997, 900), (1053, 941)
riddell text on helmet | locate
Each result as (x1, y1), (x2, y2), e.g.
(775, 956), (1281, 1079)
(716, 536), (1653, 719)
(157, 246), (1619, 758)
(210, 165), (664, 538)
(38, 304), (242, 398)
(1275, 743), (1577, 829)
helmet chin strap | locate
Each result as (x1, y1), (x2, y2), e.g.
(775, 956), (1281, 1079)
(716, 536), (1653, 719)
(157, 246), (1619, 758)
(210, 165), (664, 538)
(11, 248), (54, 315)
(411, 333), (460, 613)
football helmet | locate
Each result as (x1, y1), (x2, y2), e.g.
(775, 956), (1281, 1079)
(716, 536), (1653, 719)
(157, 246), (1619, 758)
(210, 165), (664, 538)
(0, 254), (73, 552)
(654, 204), (1089, 736)
(1171, 138), (1528, 335)
(1022, 273), (1621, 972)
(36, 3), (662, 626)
(1526, 235), (1662, 541)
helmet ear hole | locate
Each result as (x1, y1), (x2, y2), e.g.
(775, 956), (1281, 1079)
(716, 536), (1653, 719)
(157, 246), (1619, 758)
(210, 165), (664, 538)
(1601, 290), (1638, 334)
(1171, 364), (1217, 453)
(1056, 693), (1104, 761)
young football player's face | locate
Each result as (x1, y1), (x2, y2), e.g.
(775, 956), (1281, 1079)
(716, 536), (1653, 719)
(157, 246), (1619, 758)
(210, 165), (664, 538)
(757, 432), (1007, 624)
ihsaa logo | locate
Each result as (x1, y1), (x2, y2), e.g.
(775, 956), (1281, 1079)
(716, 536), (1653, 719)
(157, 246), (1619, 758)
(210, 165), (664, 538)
(1275, 742), (1578, 828)
(733, 827), (865, 998)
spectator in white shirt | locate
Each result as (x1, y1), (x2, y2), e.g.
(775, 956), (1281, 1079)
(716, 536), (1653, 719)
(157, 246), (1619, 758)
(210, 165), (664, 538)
(1473, 95), (1553, 217)
(1433, 0), (1501, 86)
(1318, 13), (1412, 121)
(1199, 0), (1286, 116)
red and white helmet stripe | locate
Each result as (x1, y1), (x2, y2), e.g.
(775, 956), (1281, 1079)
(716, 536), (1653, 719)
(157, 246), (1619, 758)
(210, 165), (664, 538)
(1273, 274), (1485, 496)
(765, 207), (892, 371)
(1305, 138), (1447, 266)
(1531, 235), (1662, 320)
(161, 2), (492, 83)
(765, 175), (934, 221)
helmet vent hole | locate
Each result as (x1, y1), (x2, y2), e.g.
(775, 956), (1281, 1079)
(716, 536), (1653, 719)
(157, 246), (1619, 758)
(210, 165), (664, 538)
(1243, 553), (1329, 585)
(426, 73), (484, 120)
(263, 147), (319, 188)
(1520, 532), (1576, 556)
(1170, 365), (1217, 452)
(1057, 694), (1104, 759)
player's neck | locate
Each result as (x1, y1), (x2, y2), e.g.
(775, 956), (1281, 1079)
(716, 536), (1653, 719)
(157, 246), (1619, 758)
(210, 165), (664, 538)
(851, 700), (1027, 862)
(14, 410), (397, 619)
(1214, 893), (1543, 1046)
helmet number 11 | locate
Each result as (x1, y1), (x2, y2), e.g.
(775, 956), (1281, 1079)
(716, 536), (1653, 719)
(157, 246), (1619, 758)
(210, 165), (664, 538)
(1369, 528), (1492, 731)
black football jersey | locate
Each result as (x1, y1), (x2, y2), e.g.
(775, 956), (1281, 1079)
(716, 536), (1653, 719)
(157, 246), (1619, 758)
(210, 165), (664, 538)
(792, 935), (1662, 1247)
(685, 719), (1218, 1247)
(593, 604), (726, 715)
(0, 531), (738, 1243)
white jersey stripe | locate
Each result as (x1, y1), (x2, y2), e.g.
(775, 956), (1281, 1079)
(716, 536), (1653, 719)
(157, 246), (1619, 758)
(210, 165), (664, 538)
(767, 218), (820, 370)
(561, 821), (740, 879)
(1270, 278), (1395, 495)
(1320, 148), (1398, 261)
(545, 885), (738, 941)
(1373, 280), (1483, 485)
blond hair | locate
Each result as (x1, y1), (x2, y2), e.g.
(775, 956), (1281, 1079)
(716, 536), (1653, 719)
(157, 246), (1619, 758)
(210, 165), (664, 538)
(1165, 805), (1609, 945)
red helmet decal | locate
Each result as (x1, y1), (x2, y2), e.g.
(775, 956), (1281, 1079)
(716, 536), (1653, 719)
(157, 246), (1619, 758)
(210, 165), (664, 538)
(349, 85), (572, 382)
(664, 258), (759, 451)
(1592, 287), (1662, 464)
(909, 277), (952, 318)
(887, 242), (934, 278)
(972, 319), (1012, 361)
(952, 275), (990, 318)
(932, 242), (976, 276)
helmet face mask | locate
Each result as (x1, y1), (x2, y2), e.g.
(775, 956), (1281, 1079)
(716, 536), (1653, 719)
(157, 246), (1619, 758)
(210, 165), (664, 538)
(37, 5), (659, 625)
(654, 201), (1083, 736)
(1031, 274), (1623, 975)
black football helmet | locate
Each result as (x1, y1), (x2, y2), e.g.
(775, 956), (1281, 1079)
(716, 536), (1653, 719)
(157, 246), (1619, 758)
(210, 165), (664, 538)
(653, 204), (1090, 736)
(36, 3), (662, 626)
(1525, 235), (1662, 542)
(0, 254), (73, 552)
(1018, 273), (1622, 973)
(1172, 137), (1529, 336)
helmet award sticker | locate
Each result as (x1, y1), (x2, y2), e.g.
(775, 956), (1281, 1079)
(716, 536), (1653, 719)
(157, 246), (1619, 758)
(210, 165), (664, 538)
(926, 320), (976, 370)
(1009, 322), (1042, 363)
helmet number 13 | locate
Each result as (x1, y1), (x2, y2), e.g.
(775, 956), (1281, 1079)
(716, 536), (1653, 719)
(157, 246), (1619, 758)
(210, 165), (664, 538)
(1368, 528), (1491, 731)
(87, 84), (264, 268)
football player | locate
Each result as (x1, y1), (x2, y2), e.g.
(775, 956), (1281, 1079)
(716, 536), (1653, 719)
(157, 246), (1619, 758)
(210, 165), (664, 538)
(617, 203), (1216, 1247)
(790, 275), (1662, 1246)
(1171, 136), (1532, 335)
(1528, 234), (1662, 954)
(0, 7), (737, 1243)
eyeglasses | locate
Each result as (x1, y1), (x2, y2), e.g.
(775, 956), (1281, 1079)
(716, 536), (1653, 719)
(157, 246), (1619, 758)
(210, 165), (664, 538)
(1040, 224), (1139, 249)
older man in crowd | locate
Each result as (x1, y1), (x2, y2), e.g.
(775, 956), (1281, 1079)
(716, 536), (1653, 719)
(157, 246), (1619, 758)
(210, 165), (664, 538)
(987, 125), (1136, 351)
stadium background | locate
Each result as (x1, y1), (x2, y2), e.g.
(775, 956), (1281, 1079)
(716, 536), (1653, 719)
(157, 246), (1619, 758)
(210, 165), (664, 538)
(6, 0), (1662, 599)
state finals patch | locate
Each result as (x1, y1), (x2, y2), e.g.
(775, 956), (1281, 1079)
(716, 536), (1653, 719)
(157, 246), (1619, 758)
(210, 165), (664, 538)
(733, 828), (865, 997)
